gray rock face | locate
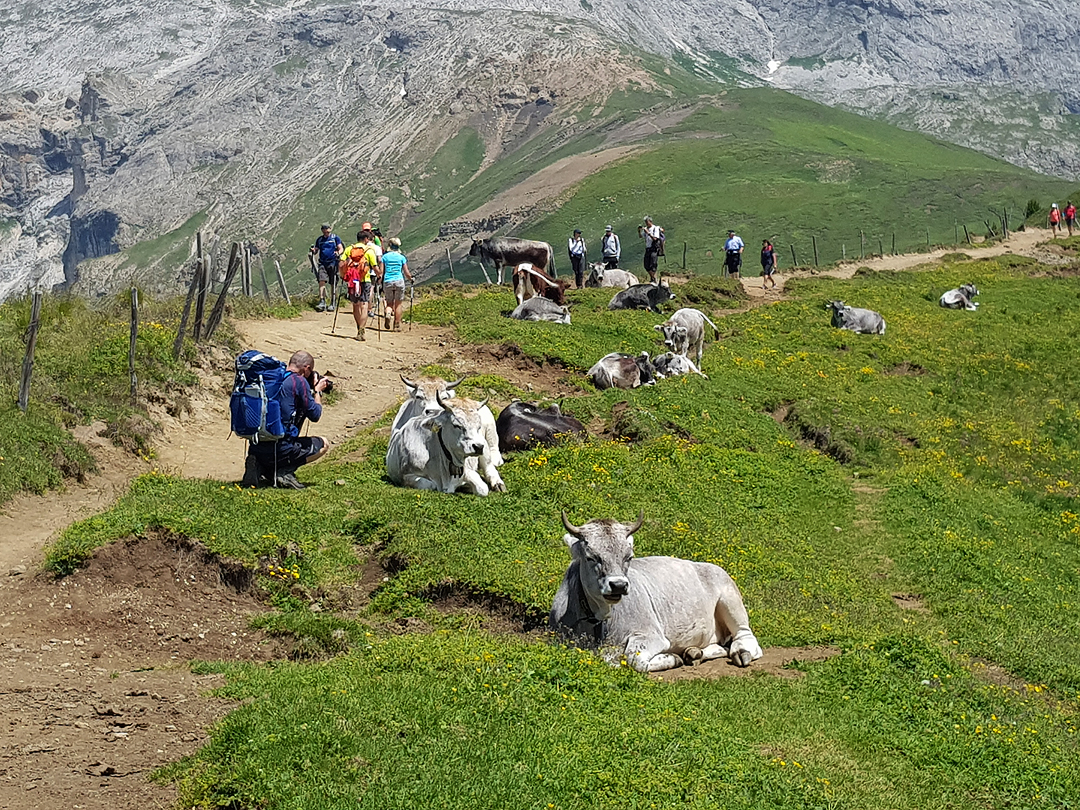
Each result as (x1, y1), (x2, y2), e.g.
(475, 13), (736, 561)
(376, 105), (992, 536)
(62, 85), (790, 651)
(0, 0), (1077, 300)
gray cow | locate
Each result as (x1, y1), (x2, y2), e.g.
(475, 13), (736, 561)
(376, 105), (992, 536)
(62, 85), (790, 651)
(587, 351), (657, 390)
(940, 283), (979, 310)
(391, 375), (503, 468)
(654, 307), (720, 365)
(469, 236), (555, 286)
(609, 282), (675, 315)
(586, 262), (639, 289)
(550, 512), (763, 672)
(828, 301), (886, 335)
(509, 297), (571, 324)
(652, 352), (707, 379)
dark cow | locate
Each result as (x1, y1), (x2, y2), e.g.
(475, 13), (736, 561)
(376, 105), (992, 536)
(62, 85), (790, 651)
(587, 351), (657, 390)
(495, 401), (586, 452)
(469, 237), (555, 286)
(608, 282), (675, 315)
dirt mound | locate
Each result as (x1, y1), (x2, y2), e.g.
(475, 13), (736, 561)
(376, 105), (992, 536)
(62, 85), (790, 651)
(0, 533), (285, 810)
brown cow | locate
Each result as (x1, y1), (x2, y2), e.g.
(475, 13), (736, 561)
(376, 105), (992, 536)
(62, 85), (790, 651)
(512, 262), (569, 306)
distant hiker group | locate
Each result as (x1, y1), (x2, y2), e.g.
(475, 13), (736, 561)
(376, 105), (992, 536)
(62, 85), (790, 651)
(310, 222), (414, 338)
(1049, 201), (1076, 238)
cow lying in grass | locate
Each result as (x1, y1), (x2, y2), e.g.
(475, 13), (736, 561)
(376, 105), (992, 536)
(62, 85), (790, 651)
(587, 352), (656, 390)
(586, 262), (639, 289)
(550, 512), (763, 672)
(509, 297), (571, 324)
(940, 283), (979, 310)
(827, 300), (886, 335)
(652, 352), (707, 379)
(495, 401), (585, 452)
(391, 375), (502, 468)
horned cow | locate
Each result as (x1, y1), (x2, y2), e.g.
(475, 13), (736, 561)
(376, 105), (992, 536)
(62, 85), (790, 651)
(550, 512), (763, 672)
(939, 283), (980, 310)
(391, 376), (503, 468)
(385, 393), (506, 496)
(469, 236), (555, 287)
(586, 262), (639, 289)
(608, 282), (675, 315)
(495, 401), (586, 453)
(654, 307), (720, 365)
(827, 301), (886, 335)
(509, 296), (571, 324)
(587, 352), (657, 390)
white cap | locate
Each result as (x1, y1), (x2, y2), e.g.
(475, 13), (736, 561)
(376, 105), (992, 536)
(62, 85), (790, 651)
(1052, 203), (1059, 208)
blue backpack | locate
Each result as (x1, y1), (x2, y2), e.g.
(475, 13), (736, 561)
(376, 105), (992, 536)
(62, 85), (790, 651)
(230, 351), (293, 443)
(318, 234), (340, 265)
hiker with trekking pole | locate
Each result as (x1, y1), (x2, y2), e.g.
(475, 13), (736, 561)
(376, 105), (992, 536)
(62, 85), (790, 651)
(310, 224), (344, 312)
(377, 237), (414, 332)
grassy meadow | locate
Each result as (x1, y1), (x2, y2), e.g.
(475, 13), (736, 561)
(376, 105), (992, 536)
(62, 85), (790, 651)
(35, 244), (1080, 807)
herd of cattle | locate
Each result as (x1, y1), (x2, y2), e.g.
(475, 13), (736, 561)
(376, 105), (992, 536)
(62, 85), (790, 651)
(381, 238), (984, 671)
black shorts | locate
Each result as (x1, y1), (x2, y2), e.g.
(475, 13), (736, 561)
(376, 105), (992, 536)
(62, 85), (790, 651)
(251, 436), (325, 475)
(317, 264), (335, 284)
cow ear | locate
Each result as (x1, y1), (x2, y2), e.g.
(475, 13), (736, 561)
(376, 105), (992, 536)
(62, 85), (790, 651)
(653, 324), (662, 331)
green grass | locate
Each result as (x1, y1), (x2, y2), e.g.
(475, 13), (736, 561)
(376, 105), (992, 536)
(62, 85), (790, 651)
(40, 227), (1080, 806)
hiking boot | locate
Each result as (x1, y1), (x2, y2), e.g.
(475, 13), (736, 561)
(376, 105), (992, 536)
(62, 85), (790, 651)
(315, 301), (327, 312)
(326, 303), (336, 312)
(355, 331), (366, 341)
(241, 454), (263, 488)
(384, 316), (392, 330)
(274, 472), (306, 490)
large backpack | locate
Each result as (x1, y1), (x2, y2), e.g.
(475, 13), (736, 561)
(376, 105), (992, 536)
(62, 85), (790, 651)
(230, 351), (293, 443)
(318, 234), (340, 265)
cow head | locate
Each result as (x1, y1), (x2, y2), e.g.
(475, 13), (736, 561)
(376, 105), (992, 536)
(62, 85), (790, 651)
(960, 283), (979, 297)
(827, 300), (847, 327)
(434, 392), (490, 461)
(561, 511), (645, 605)
(469, 238), (484, 257)
(402, 374), (464, 419)
(654, 321), (689, 354)
(586, 262), (605, 287)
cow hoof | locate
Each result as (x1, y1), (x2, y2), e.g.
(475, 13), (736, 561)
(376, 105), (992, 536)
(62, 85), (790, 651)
(731, 649), (755, 668)
(492, 482), (507, 493)
(683, 647), (704, 665)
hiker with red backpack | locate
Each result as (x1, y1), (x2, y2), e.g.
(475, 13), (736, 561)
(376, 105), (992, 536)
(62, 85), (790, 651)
(1065, 201), (1076, 237)
(1049, 203), (1062, 237)
(340, 229), (378, 341)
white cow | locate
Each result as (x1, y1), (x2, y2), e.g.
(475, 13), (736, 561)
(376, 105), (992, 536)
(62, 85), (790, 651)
(391, 376), (503, 467)
(550, 512), (763, 672)
(585, 262), (639, 289)
(509, 297), (571, 324)
(654, 308), (720, 365)
(386, 393), (506, 496)
(940, 283), (980, 310)
(652, 352), (708, 379)
(827, 301), (886, 335)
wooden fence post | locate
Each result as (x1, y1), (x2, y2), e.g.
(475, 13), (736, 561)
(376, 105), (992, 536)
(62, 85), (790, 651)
(789, 244), (797, 267)
(926, 228), (931, 248)
(205, 242), (242, 340)
(17, 290), (43, 412)
(682, 241), (687, 270)
(257, 254), (271, 304)
(891, 233), (896, 255)
(445, 247), (455, 279)
(812, 235), (819, 266)
(193, 231), (208, 342)
(129, 287), (139, 405)
(274, 260), (292, 304)
(954, 221), (959, 245)
(878, 238), (884, 256)
(173, 260), (200, 359)
(860, 230), (865, 259)
(842, 243), (846, 260)
(964, 224), (971, 244)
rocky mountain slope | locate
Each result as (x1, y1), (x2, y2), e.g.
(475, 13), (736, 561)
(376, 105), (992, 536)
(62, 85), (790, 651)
(1, 0), (1077, 300)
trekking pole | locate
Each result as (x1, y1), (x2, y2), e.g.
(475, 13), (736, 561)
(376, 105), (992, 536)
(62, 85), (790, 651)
(409, 283), (414, 331)
(375, 284), (383, 342)
(331, 286), (342, 334)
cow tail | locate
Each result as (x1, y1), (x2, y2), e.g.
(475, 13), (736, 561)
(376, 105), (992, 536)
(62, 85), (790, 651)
(547, 243), (557, 277)
(701, 313), (721, 341)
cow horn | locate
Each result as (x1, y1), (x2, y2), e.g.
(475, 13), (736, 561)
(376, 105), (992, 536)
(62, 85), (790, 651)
(400, 374), (416, 388)
(445, 376), (466, 390)
(436, 390), (452, 411)
(561, 511), (585, 537)
(476, 397), (488, 409)
(625, 510), (645, 535)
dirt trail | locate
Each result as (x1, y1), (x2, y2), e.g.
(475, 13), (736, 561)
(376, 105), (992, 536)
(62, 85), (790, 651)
(740, 226), (1053, 300)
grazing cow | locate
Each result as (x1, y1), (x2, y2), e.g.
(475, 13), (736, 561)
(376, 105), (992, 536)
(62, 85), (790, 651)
(586, 262), (639, 289)
(587, 351), (657, 390)
(652, 352), (708, 379)
(385, 393), (506, 495)
(511, 263), (569, 307)
(940, 283), (980, 310)
(608, 282), (675, 315)
(470, 237), (555, 286)
(827, 301), (886, 335)
(495, 401), (586, 452)
(392, 376), (503, 467)
(654, 307), (720, 365)
(550, 512), (763, 672)
(509, 297), (571, 324)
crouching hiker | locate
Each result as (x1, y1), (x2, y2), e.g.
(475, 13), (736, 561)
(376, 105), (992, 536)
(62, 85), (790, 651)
(238, 350), (331, 490)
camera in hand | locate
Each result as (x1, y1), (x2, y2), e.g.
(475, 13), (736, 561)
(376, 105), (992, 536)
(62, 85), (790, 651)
(310, 371), (334, 394)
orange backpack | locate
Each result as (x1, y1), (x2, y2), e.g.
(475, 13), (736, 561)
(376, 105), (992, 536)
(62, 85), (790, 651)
(340, 244), (367, 281)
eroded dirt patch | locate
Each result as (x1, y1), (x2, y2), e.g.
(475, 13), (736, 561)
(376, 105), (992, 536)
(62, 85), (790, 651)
(891, 592), (930, 614)
(0, 532), (286, 810)
(654, 645), (841, 682)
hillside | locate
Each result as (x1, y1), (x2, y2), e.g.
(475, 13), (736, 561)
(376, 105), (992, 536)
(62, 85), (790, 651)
(0, 0), (1078, 301)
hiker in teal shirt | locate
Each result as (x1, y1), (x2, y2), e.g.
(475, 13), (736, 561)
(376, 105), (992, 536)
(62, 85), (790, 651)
(378, 238), (414, 331)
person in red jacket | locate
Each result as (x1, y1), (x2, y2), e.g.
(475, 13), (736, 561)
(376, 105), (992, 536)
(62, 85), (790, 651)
(1065, 201), (1076, 238)
(1049, 203), (1062, 237)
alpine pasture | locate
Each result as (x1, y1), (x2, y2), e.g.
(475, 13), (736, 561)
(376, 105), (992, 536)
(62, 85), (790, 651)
(32, 245), (1080, 808)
